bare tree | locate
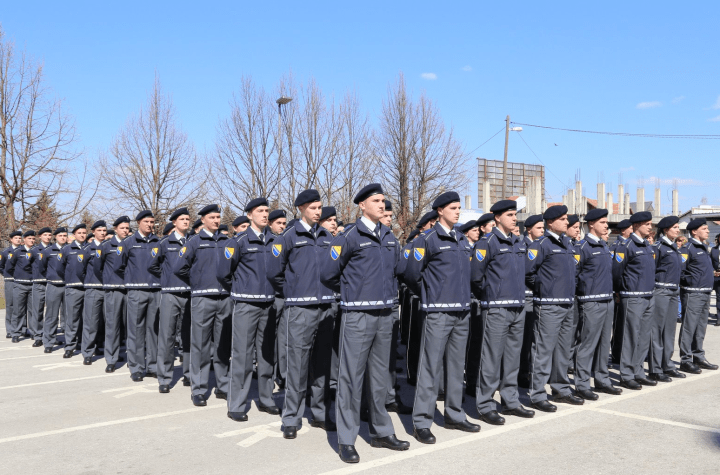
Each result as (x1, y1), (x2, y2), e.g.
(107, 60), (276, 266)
(100, 75), (205, 222)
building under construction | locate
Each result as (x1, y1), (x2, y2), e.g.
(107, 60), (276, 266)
(477, 158), (545, 212)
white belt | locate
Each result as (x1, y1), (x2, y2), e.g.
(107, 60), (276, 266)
(341, 299), (394, 307)
(533, 297), (574, 303)
(481, 299), (522, 306)
(681, 286), (712, 292)
(231, 292), (274, 299)
(577, 293), (613, 301)
(619, 291), (653, 296)
(655, 282), (678, 289)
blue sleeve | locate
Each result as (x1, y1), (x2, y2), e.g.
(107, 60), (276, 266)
(147, 242), (164, 278)
(470, 237), (490, 299)
(525, 240), (544, 290)
(403, 235), (429, 297)
(173, 239), (196, 280)
(320, 233), (350, 293)
(266, 234), (289, 294)
(216, 238), (240, 291)
(612, 243), (629, 291)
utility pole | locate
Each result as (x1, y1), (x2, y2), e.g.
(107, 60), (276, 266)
(502, 115), (510, 199)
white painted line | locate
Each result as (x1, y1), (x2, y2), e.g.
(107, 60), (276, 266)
(0, 373), (127, 390)
(586, 407), (720, 434)
(0, 354), (57, 361)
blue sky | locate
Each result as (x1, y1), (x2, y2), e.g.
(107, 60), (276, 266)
(3, 1), (719, 214)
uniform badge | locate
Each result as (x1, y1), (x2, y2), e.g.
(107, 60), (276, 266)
(77, 254), (84, 262)
(681, 253), (688, 263)
(7, 253), (12, 259)
(414, 248), (425, 261)
(403, 249), (410, 259)
(615, 252), (624, 263)
(527, 249), (537, 261)
(38, 254), (43, 260)
(179, 246), (187, 257)
(95, 250), (102, 259)
(476, 249), (486, 261)
(272, 244), (282, 257)
(331, 246), (341, 260)
(224, 247), (234, 259)
(574, 254), (580, 264)
(151, 247), (158, 258)
(25, 253), (31, 259)
(116, 246), (123, 256)
(57, 253), (62, 260)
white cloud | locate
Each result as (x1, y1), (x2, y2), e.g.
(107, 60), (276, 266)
(461, 65), (472, 72)
(636, 101), (662, 109)
(420, 72), (437, 80)
(672, 95), (685, 104)
(711, 95), (720, 110)
(708, 115), (720, 122)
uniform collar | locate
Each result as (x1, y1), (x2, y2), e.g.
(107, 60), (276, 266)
(630, 233), (648, 246)
(586, 233), (599, 243)
(491, 226), (514, 243)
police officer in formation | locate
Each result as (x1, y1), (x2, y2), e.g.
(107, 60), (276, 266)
(266, 209), (288, 388)
(9, 230), (36, 343)
(81, 220), (107, 365)
(518, 214), (543, 388)
(40, 227), (67, 352)
(2, 230), (23, 338)
(30, 227), (53, 347)
(58, 224), (88, 357)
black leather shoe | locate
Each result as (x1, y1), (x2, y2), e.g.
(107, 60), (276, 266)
(594, 383), (622, 395)
(310, 419), (337, 431)
(191, 394), (207, 407)
(635, 377), (657, 387)
(530, 400), (557, 412)
(145, 371), (158, 379)
(478, 410), (505, 425)
(501, 406), (535, 418)
(679, 362), (702, 374)
(63, 350), (73, 358)
(339, 444), (360, 463)
(105, 365), (115, 373)
(258, 404), (281, 415)
(554, 394), (584, 405)
(649, 373), (672, 383)
(386, 401), (412, 415)
(83, 357), (92, 365)
(5, 333), (10, 338)
(159, 385), (170, 393)
(413, 428), (436, 444)
(214, 389), (227, 400)
(227, 411), (248, 422)
(183, 376), (191, 387)
(664, 369), (686, 378)
(44, 347), (52, 353)
(283, 426), (297, 439)
(715, 319), (720, 327)
(577, 389), (599, 401)
(11, 336), (19, 343)
(619, 379), (642, 390)
(445, 418), (481, 432)
(32, 340), (43, 347)
(371, 434), (411, 450)
(694, 359), (719, 370)
(131, 372), (144, 382)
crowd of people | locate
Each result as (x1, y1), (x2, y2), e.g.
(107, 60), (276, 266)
(2, 185), (719, 464)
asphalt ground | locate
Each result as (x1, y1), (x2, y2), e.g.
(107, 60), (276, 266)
(1, 306), (720, 475)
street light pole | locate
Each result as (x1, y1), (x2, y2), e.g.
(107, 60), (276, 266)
(502, 115), (510, 199)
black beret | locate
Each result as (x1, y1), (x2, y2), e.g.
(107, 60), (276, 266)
(432, 191), (460, 210)
(192, 218), (202, 230)
(353, 183), (384, 204)
(72, 224), (87, 233)
(23, 230), (36, 237)
(219, 224), (229, 231)
(524, 214), (543, 229)
(543, 205), (568, 221)
(91, 220), (107, 230)
(567, 215), (580, 226)
(476, 213), (495, 226)
(198, 204), (220, 216)
(9, 230), (21, 238)
(113, 216), (130, 227)
(294, 189), (321, 207)
(407, 229), (419, 241)
(162, 223), (174, 236)
(417, 210), (439, 229)
(686, 217), (707, 231)
(384, 200), (392, 211)
(584, 208), (608, 222)
(320, 207), (336, 221)
(490, 200), (517, 214)
(169, 207), (189, 221)
(53, 227), (67, 235)
(286, 218), (298, 228)
(135, 210), (153, 222)
(337, 220), (344, 227)
(617, 219), (632, 230)
(106, 230), (115, 236)
(268, 209), (286, 222)
(245, 197), (269, 212)
(458, 220), (478, 234)
(657, 216), (679, 230)
(232, 216), (249, 227)
(630, 211), (652, 223)
(38, 227), (52, 235)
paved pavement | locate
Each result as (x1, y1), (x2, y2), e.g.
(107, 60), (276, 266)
(2, 308), (720, 474)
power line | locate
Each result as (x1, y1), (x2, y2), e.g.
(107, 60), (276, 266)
(514, 132), (569, 198)
(511, 122), (720, 139)
(463, 126), (505, 160)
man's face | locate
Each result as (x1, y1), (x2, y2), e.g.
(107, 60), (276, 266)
(693, 224), (710, 242)
(320, 216), (337, 234)
(360, 194), (386, 223)
(589, 217), (608, 238)
(420, 219), (436, 232)
(634, 221), (652, 239)
(11, 236), (22, 246)
(269, 218), (287, 235)
(116, 222), (130, 239)
(74, 229), (87, 243)
(237, 222), (249, 233)
(250, 206), (269, 230)
(566, 222), (581, 239)
(529, 222), (545, 240)
(466, 227), (480, 242)
(438, 202), (461, 226)
(621, 227), (632, 238)
(202, 212), (221, 232)
(380, 210), (393, 227)
(548, 215), (569, 234)
(299, 201), (322, 224)
(495, 210), (517, 232)
(55, 233), (68, 245)
(138, 217), (155, 235)
(94, 227), (107, 241)
(480, 221), (495, 234)
(24, 236), (35, 247)
(175, 215), (191, 233)
(40, 232), (52, 245)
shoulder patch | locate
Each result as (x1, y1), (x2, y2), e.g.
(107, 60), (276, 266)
(574, 254), (580, 264)
(179, 246), (187, 257)
(151, 247), (158, 258)
(527, 249), (537, 260)
(272, 244), (282, 257)
(615, 252), (624, 263)
(680, 253), (688, 263)
(77, 254), (84, 262)
(476, 249), (486, 261)
(403, 249), (410, 259)
(414, 248), (425, 261)
(224, 247), (234, 259)
(331, 246), (341, 260)
(57, 253), (62, 260)
(116, 246), (123, 255)
(95, 249), (102, 259)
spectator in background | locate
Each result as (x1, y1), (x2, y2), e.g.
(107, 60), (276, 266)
(676, 235), (687, 321)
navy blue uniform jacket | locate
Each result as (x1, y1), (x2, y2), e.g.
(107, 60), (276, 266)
(525, 231), (576, 305)
(173, 229), (229, 296)
(217, 229), (275, 302)
(680, 238), (714, 293)
(612, 233), (656, 297)
(574, 234), (613, 302)
(471, 227), (526, 308)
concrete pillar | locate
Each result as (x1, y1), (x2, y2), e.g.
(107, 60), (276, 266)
(541, 199), (547, 211)
(528, 176), (542, 215)
(597, 183), (605, 209)
(672, 189), (679, 215)
(606, 192), (614, 214)
(465, 195), (472, 210)
(624, 193), (631, 214)
(618, 185), (624, 215)
(637, 188), (645, 212)
(575, 181), (583, 215)
(567, 189), (575, 213)
(654, 188), (661, 216)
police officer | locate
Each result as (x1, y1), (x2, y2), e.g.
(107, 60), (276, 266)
(471, 200), (535, 425)
(266, 209), (288, 387)
(118, 211), (161, 381)
(40, 227), (68, 352)
(612, 219), (632, 251)
(322, 184), (410, 463)
(612, 211), (657, 389)
(712, 235), (720, 327)
(477, 213), (496, 237)
(319, 206), (343, 399)
(518, 214), (543, 388)
(525, 205), (582, 411)
(573, 209), (622, 398)
(566, 215), (581, 243)
(9, 230), (36, 342)
(267, 189), (337, 439)
(405, 191), (478, 444)
(459, 220), (479, 246)
(2, 231), (22, 338)
(232, 216), (250, 234)
(398, 228), (419, 363)
(96, 216), (131, 373)
(162, 222), (174, 237)
(319, 206), (338, 236)
(678, 218), (718, 373)
(188, 218), (203, 240)
(80, 221), (107, 365)
(30, 227), (53, 346)
(174, 204), (233, 406)
(611, 218), (634, 363)
(148, 207), (192, 392)
(648, 216), (685, 381)
(460, 218), (481, 395)
(58, 224), (88, 357)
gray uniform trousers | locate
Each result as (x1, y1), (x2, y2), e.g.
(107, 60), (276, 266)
(228, 301), (276, 413)
(618, 296), (654, 381)
(529, 303), (574, 402)
(273, 298), (286, 382)
(126, 289), (160, 375)
(679, 291), (711, 364)
(518, 294), (535, 387)
(157, 292), (190, 386)
(385, 303), (401, 405)
(649, 287), (679, 373)
(4, 279), (14, 335)
(337, 308), (395, 445)
(476, 306), (526, 414)
(11, 282), (33, 338)
(189, 295), (232, 396)
(282, 304), (335, 428)
(81, 288), (104, 358)
(31, 283), (47, 340)
(412, 310), (470, 429)
(104, 289), (126, 365)
(330, 301), (341, 391)
(64, 287), (85, 350)
(573, 300), (613, 391)
(43, 284), (64, 348)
